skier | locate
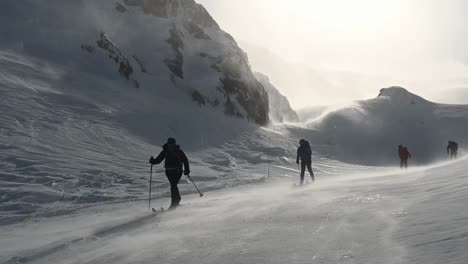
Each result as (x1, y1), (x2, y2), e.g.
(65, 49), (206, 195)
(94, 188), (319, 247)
(149, 138), (190, 210)
(398, 145), (411, 169)
(296, 139), (315, 185)
(447, 140), (459, 159)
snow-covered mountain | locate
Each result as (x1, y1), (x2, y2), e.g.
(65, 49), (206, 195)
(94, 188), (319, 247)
(307, 86), (468, 165)
(255, 73), (298, 123)
(0, 0), (268, 125)
(0, 0), (281, 225)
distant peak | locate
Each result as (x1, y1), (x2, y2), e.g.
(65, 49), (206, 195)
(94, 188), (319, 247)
(377, 86), (429, 104)
(378, 86), (410, 97)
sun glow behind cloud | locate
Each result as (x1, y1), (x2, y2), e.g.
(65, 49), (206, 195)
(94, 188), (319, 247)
(198, 0), (468, 107)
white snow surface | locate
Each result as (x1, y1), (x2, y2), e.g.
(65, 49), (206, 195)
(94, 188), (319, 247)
(1, 158), (468, 264)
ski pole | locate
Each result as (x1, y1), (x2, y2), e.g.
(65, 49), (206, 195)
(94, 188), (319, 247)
(267, 136), (270, 180)
(148, 164), (153, 211)
(187, 175), (204, 197)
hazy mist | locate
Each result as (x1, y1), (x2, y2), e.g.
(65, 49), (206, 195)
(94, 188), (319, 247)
(197, 0), (468, 109)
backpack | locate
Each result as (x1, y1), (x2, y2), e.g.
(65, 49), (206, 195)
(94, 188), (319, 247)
(400, 147), (410, 158)
(164, 144), (182, 169)
(299, 141), (312, 161)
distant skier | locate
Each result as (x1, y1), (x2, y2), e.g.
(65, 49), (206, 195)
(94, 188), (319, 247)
(447, 140), (459, 159)
(398, 145), (411, 169)
(149, 138), (190, 210)
(296, 139), (315, 184)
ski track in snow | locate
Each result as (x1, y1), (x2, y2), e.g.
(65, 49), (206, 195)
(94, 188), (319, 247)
(1, 157), (468, 264)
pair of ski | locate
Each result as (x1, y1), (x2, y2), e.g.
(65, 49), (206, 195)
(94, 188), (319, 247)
(152, 204), (183, 212)
(152, 207), (166, 213)
(293, 180), (314, 187)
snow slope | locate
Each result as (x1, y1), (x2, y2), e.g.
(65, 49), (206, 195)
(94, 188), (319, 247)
(305, 87), (468, 165)
(0, 0), (282, 224)
(0, 0), (268, 125)
(1, 157), (467, 264)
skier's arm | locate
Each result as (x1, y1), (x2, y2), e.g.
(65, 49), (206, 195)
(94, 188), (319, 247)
(180, 150), (190, 174)
(152, 150), (166, 165)
(296, 148), (300, 164)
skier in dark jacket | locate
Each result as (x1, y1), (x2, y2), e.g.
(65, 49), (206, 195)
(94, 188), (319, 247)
(296, 139), (315, 184)
(398, 145), (411, 169)
(150, 138), (190, 209)
(447, 140), (459, 159)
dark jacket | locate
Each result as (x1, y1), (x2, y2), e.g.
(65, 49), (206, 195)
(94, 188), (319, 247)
(447, 141), (459, 154)
(297, 141), (312, 163)
(153, 144), (189, 171)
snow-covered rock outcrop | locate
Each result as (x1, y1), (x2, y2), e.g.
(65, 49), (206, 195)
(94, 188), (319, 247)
(0, 0), (268, 125)
(309, 87), (468, 165)
(255, 73), (298, 123)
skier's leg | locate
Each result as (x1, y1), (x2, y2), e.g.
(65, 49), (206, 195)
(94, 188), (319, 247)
(306, 161), (314, 182)
(300, 162), (306, 184)
(167, 170), (182, 207)
(404, 159), (408, 169)
(400, 159), (403, 168)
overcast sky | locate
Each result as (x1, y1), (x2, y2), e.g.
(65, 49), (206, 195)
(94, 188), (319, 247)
(197, 0), (468, 108)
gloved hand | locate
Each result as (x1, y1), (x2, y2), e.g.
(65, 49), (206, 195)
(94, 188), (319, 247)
(296, 159), (299, 165)
(184, 170), (190, 176)
(149, 156), (155, 164)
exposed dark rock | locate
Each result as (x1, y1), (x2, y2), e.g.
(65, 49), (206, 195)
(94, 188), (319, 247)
(220, 76), (269, 125)
(80, 44), (95, 53)
(224, 95), (243, 118)
(184, 21), (210, 39)
(255, 72), (298, 123)
(123, 0), (219, 29)
(96, 33), (137, 86)
(211, 98), (220, 107)
(115, 2), (128, 13)
(164, 27), (184, 79)
(119, 59), (133, 80)
(96, 33), (123, 58)
(192, 90), (206, 106)
(132, 55), (147, 73)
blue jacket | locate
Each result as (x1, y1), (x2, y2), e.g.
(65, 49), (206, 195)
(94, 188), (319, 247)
(297, 141), (312, 163)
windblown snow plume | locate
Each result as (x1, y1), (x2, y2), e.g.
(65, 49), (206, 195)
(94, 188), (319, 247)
(255, 72), (298, 123)
(307, 87), (468, 165)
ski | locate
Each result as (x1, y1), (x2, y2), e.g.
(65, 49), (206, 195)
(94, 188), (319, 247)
(293, 181), (313, 187)
(152, 205), (182, 212)
(152, 207), (165, 213)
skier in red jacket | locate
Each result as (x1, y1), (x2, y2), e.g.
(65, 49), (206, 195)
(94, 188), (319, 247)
(398, 145), (411, 169)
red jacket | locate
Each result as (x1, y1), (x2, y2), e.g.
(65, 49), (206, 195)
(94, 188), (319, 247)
(399, 147), (411, 159)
